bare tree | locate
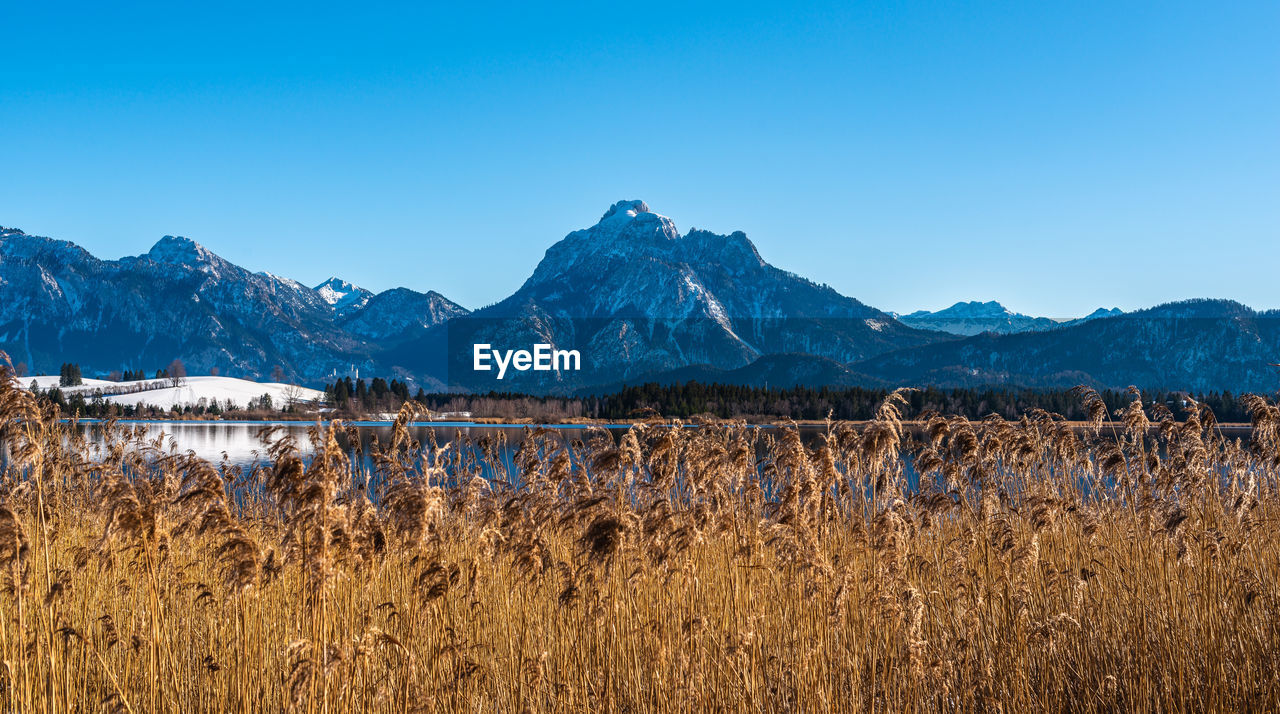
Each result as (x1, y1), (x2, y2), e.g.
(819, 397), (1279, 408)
(210, 366), (220, 377)
(167, 358), (187, 388)
(283, 383), (304, 410)
(14, 362), (27, 378)
(271, 365), (286, 384)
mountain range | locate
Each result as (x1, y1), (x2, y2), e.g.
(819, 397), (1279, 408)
(896, 301), (1123, 336)
(380, 200), (948, 392)
(2, 203), (1276, 394)
(0, 228), (461, 384)
(860, 299), (1280, 393)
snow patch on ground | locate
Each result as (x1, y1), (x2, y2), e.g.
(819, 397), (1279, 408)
(26, 375), (115, 389)
(25, 375), (325, 409)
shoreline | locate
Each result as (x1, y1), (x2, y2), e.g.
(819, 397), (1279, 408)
(64, 416), (1258, 430)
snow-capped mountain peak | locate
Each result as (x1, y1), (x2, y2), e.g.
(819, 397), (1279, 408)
(593, 199), (678, 241)
(316, 277), (361, 305)
(147, 235), (218, 266)
(431, 200), (944, 392)
(599, 199), (650, 223)
(592, 199), (675, 236)
(898, 300), (1127, 336)
(314, 277), (374, 315)
(340, 287), (469, 339)
(525, 200), (682, 287)
(898, 300), (1052, 335)
(0, 229), (96, 267)
(906, 301), (1014, 320)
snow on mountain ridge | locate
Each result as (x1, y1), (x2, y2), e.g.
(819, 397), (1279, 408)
(340, 287), (468, 340)
(599, 199), (652, 224)
(314, 277), (374, 315)
(316, 277), (361, 304)
(898, 301), (1127, 336)
(527, 200), (813, 309)
(0, 230), (98, 267)
(906, 300), (1016, 319)
(147, 235), (220, 267)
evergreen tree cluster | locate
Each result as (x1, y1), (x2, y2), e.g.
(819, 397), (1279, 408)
(54, 365), (166, 384)
(58, 363), (83, 386)
(38, 388), (257, 419)
(328, 378), (1261, 423)
(326, 376), (414, 412)
(35, 369), (1264, 424)
(581, 383), (1255, 422)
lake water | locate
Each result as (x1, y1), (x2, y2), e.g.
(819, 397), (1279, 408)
(67, 420), (831, 469)
(59, 420), (1255, 476)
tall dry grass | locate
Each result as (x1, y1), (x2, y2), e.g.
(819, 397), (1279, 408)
(1, 368), (1278, 712)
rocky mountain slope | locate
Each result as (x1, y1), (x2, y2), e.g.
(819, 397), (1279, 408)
(0, 227), (463, 383)
(384, 200), (950, 391)
(340, 287), (468, 343)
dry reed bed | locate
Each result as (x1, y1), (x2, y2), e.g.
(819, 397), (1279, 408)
(1, 372), (1279, 712)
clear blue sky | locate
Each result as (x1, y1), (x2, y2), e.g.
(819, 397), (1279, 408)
(2, 1), (1276, 318)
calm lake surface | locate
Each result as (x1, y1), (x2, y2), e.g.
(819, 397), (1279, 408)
(63, 420), (1254, 473)
(69, 420), (832, 469)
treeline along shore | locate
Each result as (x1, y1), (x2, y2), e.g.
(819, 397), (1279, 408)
(409, 382), (1262, 424)
(18, 362), (1270, 424)
(82, 379), (1272, 423)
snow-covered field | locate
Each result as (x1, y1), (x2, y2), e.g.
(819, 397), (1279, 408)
(26, 375), (116, 389)
(25, 375), (325, 409)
